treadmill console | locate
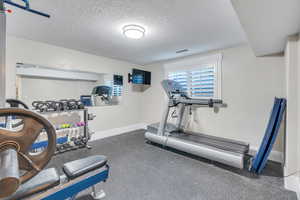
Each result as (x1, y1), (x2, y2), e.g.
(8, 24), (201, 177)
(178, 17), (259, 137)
(161, 80), (188, 98)
(162, 80), (223, 107)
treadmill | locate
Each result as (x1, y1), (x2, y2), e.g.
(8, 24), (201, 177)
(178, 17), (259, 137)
(145, 80), (249, 169)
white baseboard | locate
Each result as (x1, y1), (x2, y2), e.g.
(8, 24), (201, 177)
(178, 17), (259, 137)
(284, 173), (300, 199)
(91, 123), (147, 141)
(249, 146), (284, 163)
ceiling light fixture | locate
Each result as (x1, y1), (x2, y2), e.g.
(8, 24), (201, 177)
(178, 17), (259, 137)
(123, 24), (146, 39)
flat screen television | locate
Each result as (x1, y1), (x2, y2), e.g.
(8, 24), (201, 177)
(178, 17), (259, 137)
(131, 69), (151, 85)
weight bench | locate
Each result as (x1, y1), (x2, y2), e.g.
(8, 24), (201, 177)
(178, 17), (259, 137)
(3, 155), (109, 200)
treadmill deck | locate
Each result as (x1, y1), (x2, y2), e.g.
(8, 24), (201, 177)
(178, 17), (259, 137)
(147, 123), (249, 155)
(169, 132), (249, 154)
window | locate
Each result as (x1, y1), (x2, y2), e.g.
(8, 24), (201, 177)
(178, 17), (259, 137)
(165, 54), (222, 99)
(105, 80), (122, 97)
(112, 84), (122, 97)
(167, 71), (188, 92)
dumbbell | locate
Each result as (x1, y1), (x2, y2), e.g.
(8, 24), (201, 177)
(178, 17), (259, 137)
(37, 102), (49, 112)
(56, 143), (71, 153)
(71, 137), (81, 146)
(59, 100), (69, 110)
(55, 101), (65, 111)
(46, 101), (59, 112)
(57, 145), (65, 153)
(81, 137), (88, 145)
(67, 99), (78, 110)
(49, 101), (63, 111)
(61, 124), (71, 129)
(32, 101), (50, 112)
(76, 136), (88, 146)
(75, 100), (85, 109)
(32, 101), (44, 110)
(76, 122), (85, 127)
(46, 101), (65, 112)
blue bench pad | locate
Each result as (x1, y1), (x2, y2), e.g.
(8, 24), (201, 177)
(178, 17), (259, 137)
(63, 155), (107, 180)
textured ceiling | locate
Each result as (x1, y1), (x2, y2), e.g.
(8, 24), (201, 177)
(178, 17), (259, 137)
(6, 0), (247, 65)
(231, 0), (300, 57)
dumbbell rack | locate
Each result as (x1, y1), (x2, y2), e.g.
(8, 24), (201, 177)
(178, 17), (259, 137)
(32, 108), (92, 154)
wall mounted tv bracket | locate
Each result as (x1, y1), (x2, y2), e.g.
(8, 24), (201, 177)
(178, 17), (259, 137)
(3, 0), (50, 18)
(128, 73), (133, 83)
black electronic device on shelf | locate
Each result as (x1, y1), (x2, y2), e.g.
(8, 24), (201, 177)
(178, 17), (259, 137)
(128, 68), (151, 85)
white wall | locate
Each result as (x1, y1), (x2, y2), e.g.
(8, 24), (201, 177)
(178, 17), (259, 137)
(283, 34), (300, 196)
(6, 36), (145, 134)
(0, 11), (5, 107)
(298, 36), (300, 186)
(285, 35), (299, 177)
(5, 37), (287, 155)
(142, 45), (285, 153)
(298, 36), (300, 166)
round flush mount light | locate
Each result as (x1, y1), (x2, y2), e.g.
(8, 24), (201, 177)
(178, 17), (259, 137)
(123, 24), (146, 39)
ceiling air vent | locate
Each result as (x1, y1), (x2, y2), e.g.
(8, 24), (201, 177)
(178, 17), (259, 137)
(176, 49), (189, 54)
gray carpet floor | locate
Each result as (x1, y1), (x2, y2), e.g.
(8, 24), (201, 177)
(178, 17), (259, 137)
(48, 130), (297, 200)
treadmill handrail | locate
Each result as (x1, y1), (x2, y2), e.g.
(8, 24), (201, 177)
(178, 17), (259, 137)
(174, 98), (223, 107)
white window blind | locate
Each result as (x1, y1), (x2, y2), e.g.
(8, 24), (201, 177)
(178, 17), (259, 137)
(168, 65), (219, 98)
(167, 71), (188, 92)
(113, 85), (122, 96)
(105, 81), (122, 97)
(190, 66), (215, 98)
(168, 66), (215, 98)
(165, 54), (222, 99)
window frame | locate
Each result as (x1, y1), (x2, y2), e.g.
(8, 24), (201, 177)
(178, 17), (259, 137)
(164, 54), (222, 99)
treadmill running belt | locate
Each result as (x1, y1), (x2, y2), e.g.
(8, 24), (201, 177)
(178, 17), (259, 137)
(171, 132), (248, 154)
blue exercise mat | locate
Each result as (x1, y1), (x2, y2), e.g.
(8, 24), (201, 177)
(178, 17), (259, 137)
(256, 99), (286, 174)
(250, 98), (283, 173)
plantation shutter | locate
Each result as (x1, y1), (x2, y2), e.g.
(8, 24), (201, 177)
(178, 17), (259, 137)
(113, 85), (122, 96)
(105, 81), (122, 97)
(189, 66), (215, 98)
(168, 66), (216, 98)
(167, 71), (188, 92)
